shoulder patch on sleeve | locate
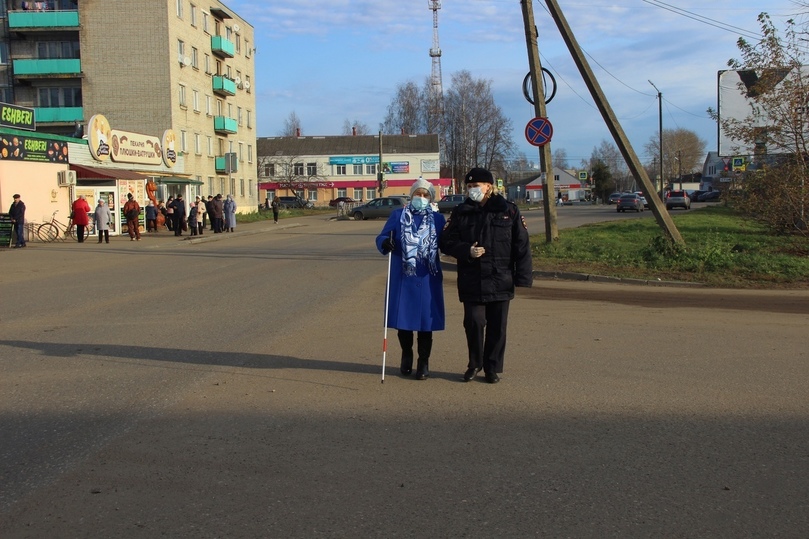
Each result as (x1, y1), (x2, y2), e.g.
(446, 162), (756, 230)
(443, 215), (452, 230)
(521, 215), (528, 230)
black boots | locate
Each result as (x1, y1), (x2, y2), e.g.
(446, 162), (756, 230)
(398, 330), (432, 379)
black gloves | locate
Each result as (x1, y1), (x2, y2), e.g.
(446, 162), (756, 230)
(381, 237), (395, 254)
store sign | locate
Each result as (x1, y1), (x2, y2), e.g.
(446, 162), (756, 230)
(382, 161), (409, 174)
(0, 133), (69, 163)
(88, 114), (112, 161)
(110, 129), (162, 165)
(421, 159), (440, 173)
(162, 129), (177, 168)
(329, 156), (379, 165)
(0, 102), (36, 131)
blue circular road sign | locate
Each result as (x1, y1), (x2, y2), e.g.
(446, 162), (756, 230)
(525, 117), (553, 147)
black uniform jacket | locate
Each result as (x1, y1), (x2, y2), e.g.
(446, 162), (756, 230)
(439, 194), (533, 303)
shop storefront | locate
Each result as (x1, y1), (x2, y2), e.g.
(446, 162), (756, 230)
(258, 178), (453, 204)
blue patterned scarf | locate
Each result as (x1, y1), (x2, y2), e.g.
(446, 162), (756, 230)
(400, 205), (439, 276)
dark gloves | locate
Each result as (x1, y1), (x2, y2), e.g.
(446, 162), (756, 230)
(381, 237), (395, 254)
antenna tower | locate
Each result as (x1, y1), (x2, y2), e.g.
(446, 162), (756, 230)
(428, 1), (444, 127)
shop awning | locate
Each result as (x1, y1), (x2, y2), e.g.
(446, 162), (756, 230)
(154, 176), (204, 185)
(71, 164), (150, 181)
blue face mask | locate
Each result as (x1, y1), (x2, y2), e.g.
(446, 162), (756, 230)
(411, 197), (430, 211)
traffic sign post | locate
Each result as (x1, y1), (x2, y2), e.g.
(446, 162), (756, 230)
(525, 117), (553, 147)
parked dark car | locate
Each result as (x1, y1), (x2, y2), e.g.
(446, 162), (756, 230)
(352, 197), (406, 220)
(616, 193), (644, 212)
(698, 191), (721, 202)
(329, 196), (356, 207)
(608, 192), (623, 204)
(437, 194), (466, 213)
(666, 190), (691, 210)
(688, 190), (708, 202)
(276, 196), (314, 209)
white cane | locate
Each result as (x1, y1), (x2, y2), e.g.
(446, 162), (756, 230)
(381, 231), (393, 383)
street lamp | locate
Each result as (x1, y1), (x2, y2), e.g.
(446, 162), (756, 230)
(648, 80), (663, 199)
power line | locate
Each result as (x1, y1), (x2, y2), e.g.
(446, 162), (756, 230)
(640, 0), (763, 40)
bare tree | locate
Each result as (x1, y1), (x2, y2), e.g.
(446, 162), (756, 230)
(341, 119), (370, 136)
(552, 148), (569, 170)
(382, 81), (425, 135)
(257, 153), (327, 203)
(643, 128), (707, 185)
(280, 111), (302, 137)
(587, 140), (632, 191)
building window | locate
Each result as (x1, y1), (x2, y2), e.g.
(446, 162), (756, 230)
(367, 188), (377, 199)
(366, 164), (377, 175)
(235, 34), (241, 54)
(215, 59), (222, 76)
(0, 43), (8, 65)
(206, 95), (212, 116)
(353, 188), (363, 200)
(37, 41), (79, 59)
(202, 11), (210, 33)
(176, 0), (183, 18)
(247, 144), (253, 163)
(226, 26), (233, 40)
(293, 163), (304, 176)
(204, 54), (211, 74)
(192, 89), (199, 112)
(220, 178), (226, 195)
(208, 176), (214, 196)
(248, 179), (253, 198)
(207, 136), (213, 156)
(245, 75), (251, 94)
(308, 190), (317, 202)
(247, 109), (252, 128)
(37, 87), (81, 107)
(238, 142), (244, 162)
(195, 176), (202, 196)
(177, 39), (184, 57)
(190, 3), (197, 26)
(178, 84), (187, 107)
(335, 164), (346, 175)
(180, 130), (187, 152)
(230, 178), (236, 195)
(227, 102), (233, 118)
(191, 47), (198, 68)
(216, 99), (222, 116)
(245, 39), (251, 58)
(353, 164), (363, 175)
(240, 178), (245, 197)
(263, 163), (275, 177)
(195, 133), (201, 154)
(307, 162), (317, 176)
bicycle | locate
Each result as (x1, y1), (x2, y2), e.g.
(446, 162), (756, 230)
(37, 210), (95, 242)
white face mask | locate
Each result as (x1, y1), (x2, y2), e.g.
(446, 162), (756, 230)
(468, 187), (485, 202)
(411, 196), (430, 211)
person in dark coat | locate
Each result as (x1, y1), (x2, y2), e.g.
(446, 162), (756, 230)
(145, 200), (158, 232)
(376, 178), (445, 380)
(122, 193), (141, 241)
(8, 194), (26, 248)
(439, 167), (533, 384)
(212, 194), (224, 233)
(271, 196), (280, 224)
(206, 195), (215, 231)
(169, 194), (186, 236)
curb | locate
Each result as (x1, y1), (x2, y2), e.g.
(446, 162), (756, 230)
(534, 270), (705, 288)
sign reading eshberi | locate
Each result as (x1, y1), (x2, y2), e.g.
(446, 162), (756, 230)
(0, 102), (36, 131)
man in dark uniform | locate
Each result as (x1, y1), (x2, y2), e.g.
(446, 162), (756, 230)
(9, 194), (26, 248)
(169, 194), (186, 236)
(439, 167), (533, 384)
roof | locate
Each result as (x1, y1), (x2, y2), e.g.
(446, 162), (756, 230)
(71, 164), (150, 181)
(257, 134), (439, 157)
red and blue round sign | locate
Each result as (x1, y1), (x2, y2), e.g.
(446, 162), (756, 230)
(525, 117), (553, 147)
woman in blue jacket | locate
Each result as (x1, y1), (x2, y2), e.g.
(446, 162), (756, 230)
(376, 179), (445, 380)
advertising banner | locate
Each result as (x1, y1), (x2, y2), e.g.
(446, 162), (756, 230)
(0, 133), (69, 163)
(0, 102), (36, 131)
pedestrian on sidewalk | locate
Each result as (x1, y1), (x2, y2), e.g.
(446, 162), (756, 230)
(72, 195), (91, 243)
(94, 197), (112, 244)
(123, 193), (141, 241)
(271, 196), (280, 224)
(8, 193), (26, 248)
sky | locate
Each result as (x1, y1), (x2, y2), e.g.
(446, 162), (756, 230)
(225, 0), (800, 169)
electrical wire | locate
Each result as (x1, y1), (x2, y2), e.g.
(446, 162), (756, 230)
(640, 0), (763, 41)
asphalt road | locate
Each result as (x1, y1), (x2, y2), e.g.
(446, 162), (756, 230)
(1, 213), (807, 538)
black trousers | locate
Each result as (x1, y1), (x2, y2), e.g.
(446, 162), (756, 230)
(97, 230), (109, 243)
(76, 224), (86, 242)
(397, 330), (433, 361)
(173, 215), (183, 236)
(463, 300), (510, 374)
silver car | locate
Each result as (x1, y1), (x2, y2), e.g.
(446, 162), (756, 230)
(351, 197), (406, 220)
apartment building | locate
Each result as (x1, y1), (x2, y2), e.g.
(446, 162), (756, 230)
(1, 0), (256, 212)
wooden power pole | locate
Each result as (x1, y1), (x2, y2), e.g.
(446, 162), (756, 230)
(542, 0), (684, 245)
(520, 0), (558, 243)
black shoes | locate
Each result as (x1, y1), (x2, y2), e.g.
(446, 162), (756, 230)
(400, 354), (413, 376)
(463, 368), (480, 382)
(415, 359), (429, 380)
(484, 372), (500, 384)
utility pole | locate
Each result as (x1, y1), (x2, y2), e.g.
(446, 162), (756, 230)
(377, 131), (384, 197)
(520, 0), (558, 243)
(649, 80), (664, 199)
(543, 0), (683, 245)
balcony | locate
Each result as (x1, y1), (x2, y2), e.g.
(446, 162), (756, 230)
(13, 58), (81, 78)
(215, 156), (227, 173)
(213, 116), (237, 134)
(212, 76), (236, 97)
(211, 35), (235, 58)
(8, 10), (80, 29)
(34, 106), (83, 123)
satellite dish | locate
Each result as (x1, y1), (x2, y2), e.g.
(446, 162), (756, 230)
(233, 23), (240, 32)
(182, 56), (192, 67)
(234, 76), (241, 85)
(244, 81), (251, 89)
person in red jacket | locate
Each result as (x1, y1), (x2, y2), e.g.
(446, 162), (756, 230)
(71, 195), (91, 243)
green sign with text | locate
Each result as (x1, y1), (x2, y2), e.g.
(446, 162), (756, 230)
(0, 102), (36, 131)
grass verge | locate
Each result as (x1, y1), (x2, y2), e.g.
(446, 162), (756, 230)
(532, 205), (809, 288)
